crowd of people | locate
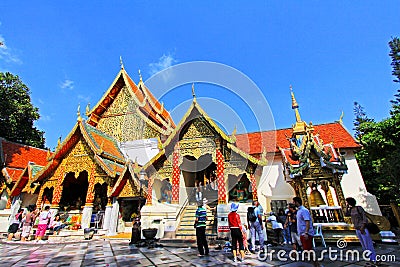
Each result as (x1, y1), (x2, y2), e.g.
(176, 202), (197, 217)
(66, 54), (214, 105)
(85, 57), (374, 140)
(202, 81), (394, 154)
(7, 204), (68, 243)
(192, 197), (325, 265)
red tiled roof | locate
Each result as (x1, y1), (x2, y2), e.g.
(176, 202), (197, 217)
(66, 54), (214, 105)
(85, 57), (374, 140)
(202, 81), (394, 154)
(236, 122), (360, 155)
(4, 168), (24, 182)
(1, 139), (50, 182)
(1, 139), (49, 168)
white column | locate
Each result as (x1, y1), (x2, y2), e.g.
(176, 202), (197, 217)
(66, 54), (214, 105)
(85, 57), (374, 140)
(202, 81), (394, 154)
(81, 205), (93, 229)
(107, 198), (119, 236)
(103, 204), (112, 230)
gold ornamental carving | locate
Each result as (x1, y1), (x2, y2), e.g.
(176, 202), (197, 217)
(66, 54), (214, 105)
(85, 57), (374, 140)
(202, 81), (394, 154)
(41, 139), (108, 192)
(182, 119), (215, 140)
(96, 86), (163, 141)
(119, 179), (140, 198)
(178, 138), (216, 165)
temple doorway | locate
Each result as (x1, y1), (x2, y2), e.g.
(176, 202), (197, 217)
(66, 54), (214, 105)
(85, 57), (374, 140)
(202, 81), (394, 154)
(93, 183), (108, 212)
(180, 154), (217, 205)
(59, 171), (89, 211)
(42, 187), (54, 207)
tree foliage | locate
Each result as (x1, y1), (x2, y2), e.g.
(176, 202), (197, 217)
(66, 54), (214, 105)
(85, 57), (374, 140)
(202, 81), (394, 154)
(354, 37), (400, 204)
(0, 72), (45, 148)
(389, 37), (400, 114)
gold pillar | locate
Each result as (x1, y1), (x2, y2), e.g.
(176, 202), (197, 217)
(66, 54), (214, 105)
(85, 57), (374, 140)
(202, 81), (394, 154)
(36, 186), (45, 208)
(85, 166), (96, 206)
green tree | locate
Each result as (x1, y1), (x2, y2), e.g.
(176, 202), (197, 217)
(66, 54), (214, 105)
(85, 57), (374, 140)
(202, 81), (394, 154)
(0, 72), (45, 148)
(389, 37), (400, 114)
(355, 115), (400, 204)
(353, 101), (373, 142)
(354, 37), (400, 204)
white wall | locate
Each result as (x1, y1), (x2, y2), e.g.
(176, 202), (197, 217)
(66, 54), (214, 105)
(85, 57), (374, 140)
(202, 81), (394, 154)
(257, 153), (381, 215)
(340, 149), (381, 215)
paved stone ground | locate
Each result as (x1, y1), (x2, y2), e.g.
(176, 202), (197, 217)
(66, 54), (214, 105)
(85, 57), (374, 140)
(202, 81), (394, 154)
(0, 239), (399, 267)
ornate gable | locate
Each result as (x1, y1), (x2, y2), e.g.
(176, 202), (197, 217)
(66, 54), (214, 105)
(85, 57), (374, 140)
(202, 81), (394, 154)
(87, 67), (175, 142)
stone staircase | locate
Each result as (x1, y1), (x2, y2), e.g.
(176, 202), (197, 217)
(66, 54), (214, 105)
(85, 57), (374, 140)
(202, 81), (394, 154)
(175, 205), (217, 240)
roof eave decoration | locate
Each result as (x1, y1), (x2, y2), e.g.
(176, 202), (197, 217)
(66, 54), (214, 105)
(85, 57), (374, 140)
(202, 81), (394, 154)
(80, 122), (125, 164)
(227, 143), (267, 166)
(284, 135), (348, 176)
(94, 155), (124, 178)
(123, 71), (175, 133)
(35, 121), (82, 181)
(143, 149), (166, 175)
(9, 166), (28, 197)
(161, 100), (235, 152)
(109, 162), (147, 198)
(87, 69), (125, 120)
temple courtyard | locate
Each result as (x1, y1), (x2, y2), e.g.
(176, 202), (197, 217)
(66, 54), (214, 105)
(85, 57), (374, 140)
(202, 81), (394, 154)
(0, 238), (399, 267)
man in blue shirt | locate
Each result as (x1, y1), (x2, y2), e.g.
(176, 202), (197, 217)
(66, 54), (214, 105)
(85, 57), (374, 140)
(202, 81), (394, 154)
(248, 200), (265, 253)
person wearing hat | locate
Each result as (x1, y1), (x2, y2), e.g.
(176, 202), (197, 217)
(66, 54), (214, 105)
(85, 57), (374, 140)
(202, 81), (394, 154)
(228, 202), (245, 263)
(194, 201), (209, 256)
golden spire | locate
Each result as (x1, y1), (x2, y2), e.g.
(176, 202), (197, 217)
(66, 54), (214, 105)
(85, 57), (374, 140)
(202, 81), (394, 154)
(138, 69), (143, 82)
(85, 103), (90, 117)
(290, 85), (301, 122)
(57, 136), (61, 149)
(290, 86), (308, 135)
(77, 104), (82, 122)
(120, 56), (124, 69)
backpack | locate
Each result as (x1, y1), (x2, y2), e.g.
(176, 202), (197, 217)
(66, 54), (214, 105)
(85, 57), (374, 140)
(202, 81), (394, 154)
(247, 207), (257, 222)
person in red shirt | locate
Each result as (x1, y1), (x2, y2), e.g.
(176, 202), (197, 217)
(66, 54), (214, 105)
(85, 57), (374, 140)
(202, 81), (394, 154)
(228, 202), (245, 263)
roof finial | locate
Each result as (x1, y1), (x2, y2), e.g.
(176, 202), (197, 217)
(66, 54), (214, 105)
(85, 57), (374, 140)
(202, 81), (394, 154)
(85, 102), (90, 116)
(290, 85), (301, 122)
(192, 83), (196, 99)
(77, 104), (82, 122)
(138, 69), (142, 82)
(339, 111), (344, 124)
(120, 56), (124, 69)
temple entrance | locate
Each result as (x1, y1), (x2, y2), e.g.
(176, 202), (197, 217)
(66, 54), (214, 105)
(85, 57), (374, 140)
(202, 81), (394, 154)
(180, 154), (217, 205)
(93, 183), (108, 212)
(59, 171), (89, 211)
(42, 187), (54, 207)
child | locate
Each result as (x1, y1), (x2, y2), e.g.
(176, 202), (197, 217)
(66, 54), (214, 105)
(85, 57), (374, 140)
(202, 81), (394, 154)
(50, 214), (67, 235)
(241, 224), (251, 255)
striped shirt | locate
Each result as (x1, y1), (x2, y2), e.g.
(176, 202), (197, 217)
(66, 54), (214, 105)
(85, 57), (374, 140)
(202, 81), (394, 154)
(195, 207), (207, 227)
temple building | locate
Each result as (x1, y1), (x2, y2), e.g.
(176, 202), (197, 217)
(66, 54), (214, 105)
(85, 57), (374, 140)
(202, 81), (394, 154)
(1, 63), (390, 241)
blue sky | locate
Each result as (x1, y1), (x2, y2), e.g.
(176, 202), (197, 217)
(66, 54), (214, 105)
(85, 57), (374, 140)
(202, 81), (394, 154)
(1, 2), (399, 149)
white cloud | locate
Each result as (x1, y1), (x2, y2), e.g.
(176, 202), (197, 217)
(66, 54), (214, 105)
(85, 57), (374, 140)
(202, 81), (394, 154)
(148, 53), (177, 83)
(149, 53), (177, 76)
(0, 34), (22, 64)
(60, 79), (74, 90)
